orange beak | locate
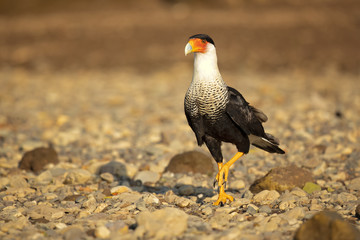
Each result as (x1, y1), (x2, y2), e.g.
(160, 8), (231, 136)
(185, 38), (207, 55)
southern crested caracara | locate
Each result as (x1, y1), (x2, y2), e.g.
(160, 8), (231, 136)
(184, 34), (285, 206)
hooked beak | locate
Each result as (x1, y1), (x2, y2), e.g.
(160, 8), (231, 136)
(185, 42), (192, 56)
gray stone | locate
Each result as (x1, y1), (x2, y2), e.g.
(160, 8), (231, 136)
(247, 204), (259, 215)
(178, 185), (195, 196)
(259, 205), (272, 214)
(98, 161), (127, 178)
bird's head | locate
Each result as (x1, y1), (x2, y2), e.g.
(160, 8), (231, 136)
(185, 34), (215, 56)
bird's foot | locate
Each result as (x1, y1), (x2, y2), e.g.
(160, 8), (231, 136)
(213, 163), (230, 188)
(213, 189), (234, 206)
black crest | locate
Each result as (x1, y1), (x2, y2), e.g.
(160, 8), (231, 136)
(189, 34), (215, 46)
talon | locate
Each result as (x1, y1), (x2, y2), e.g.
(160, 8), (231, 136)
(213, 188), (234, 206)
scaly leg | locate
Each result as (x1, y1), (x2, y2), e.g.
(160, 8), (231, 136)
(213, 152), (244, 206)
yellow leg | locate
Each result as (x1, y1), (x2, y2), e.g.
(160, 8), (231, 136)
(213, 152), (244, 206)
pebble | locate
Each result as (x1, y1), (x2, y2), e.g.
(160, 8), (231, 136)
(346, 177), (360, 191)
(135, 208), (188, 239)
(230, 179), (246, 189)
(63, 169), (92, 184)
(253, 190), (280, 205)
(134, 170), (160, 184)
(178, 185), (195, 196)
(98, 161), (128, 178)
(1, 63), (360, 240)
(355, 204), (360, 219)
(165, 151), (214, 175)
(100, 172), (114, 183)
(95, 225), (111, 239)
(259, 205), (272, 214)
(247, 204), (259, 215)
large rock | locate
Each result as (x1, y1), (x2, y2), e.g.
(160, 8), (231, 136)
(135, 207), (188, 239)
(18, 147), (59, 174)
(250, 165), (313, 194)
(294, 211), (360, 240)
(165, 151), (214, 175)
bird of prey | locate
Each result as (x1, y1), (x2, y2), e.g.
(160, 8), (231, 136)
(184, 34), (285, 205)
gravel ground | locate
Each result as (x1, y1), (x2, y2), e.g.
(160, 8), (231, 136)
(0, 67), (359, 239)
(1, 0), (360, 239)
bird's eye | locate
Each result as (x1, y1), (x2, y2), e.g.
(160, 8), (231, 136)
(201, 39), (206, 44)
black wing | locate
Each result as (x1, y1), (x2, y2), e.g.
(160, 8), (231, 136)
(225, 86), (266, 137)
(184, 106), (205, 146)
(226, 86), (285, 154)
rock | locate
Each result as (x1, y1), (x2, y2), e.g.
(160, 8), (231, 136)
(178, 185), (195, 196)
(355, 204), (360, 219)
(303, 182), (321, 194)
(253, 190), (280, 205)
(250, 165), (314, 194)
(283, 207), (305, 222)
(100, 172), (114, 183)
(141, 193), (160, 205)
(164, 190), (177, 204)
(35, 170), (53, 184)
(134, 170), (160, 184)
(247, 204), (259, 215)
(9, 175), (29, 188)
(111, 186), (131, 195)
(165, 151), (214, 175)
(259, 205), (272, 214)
(175, 196), (194, 208)
(63, 169), (92, 184)
(294, 211), (360, 240)
(98, 161), (127, 178)
(135, 208), (188, 239)
(201, 206), (213, 216)
(18, 147), (59, 174)
(62, 226), (85, 240)
(0, 177), (9, 188)
(230, 179), (246, 189)
(94, 225), (110, 239)
(347, 177), (360, 191)
(335, 192), (357, 204)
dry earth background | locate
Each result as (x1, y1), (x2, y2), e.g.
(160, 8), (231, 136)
(0, 0), (360, 239)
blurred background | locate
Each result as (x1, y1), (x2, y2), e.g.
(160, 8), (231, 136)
(1, 0), (359, 74)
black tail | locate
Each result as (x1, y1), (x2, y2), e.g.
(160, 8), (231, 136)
(250, 133), (285, 154)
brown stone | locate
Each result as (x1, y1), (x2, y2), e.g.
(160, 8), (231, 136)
(165, 151), (214, 175)
(355, 204), (360, 219)
(249, 165), (313, 194)
(294, 211), (360, 240)
(18, 147), (59, 174)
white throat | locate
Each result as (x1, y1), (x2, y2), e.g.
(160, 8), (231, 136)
(192, 44), (222, 83)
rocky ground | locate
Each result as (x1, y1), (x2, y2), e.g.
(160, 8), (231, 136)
(1, 0), (360, 239)
(1, 68), (359, 239)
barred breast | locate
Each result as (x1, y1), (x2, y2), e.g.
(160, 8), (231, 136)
(185, 78), (228, 122)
